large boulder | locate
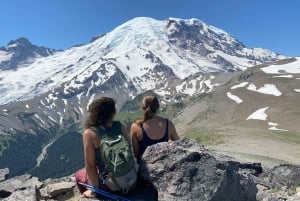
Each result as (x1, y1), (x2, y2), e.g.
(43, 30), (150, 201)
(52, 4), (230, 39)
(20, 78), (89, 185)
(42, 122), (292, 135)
(140, 139), (259, 201)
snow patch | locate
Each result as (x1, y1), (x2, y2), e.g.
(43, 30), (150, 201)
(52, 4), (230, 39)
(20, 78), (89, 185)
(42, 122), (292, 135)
(294, 89), (300, 93)
(48, 116), (56, 123)
(273, 74), (293, 78)
(231, 82), (248, 89)
(268, 122), (278, 126)
(87, 94), (96, 110)
(26, 104), (29, 109)
(0, 51), (14, 64)
(247, 107), (269, 121)
(261, 57), (300, 74)
(34, 114), (46, 125)
(268, 122), (288, 131)
(268, 127), (288, 131)
(227, 92), (242, 104)
(79, 107), (84, 114)
(74, 107), (81, 114)
(247, 83), (282, 96)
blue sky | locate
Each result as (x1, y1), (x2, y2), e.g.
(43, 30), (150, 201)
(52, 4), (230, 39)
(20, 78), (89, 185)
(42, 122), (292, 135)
(0, 0), (299, 56)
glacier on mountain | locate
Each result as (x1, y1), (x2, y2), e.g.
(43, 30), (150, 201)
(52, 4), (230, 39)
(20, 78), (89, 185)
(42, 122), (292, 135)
(0, 17), (285, 105)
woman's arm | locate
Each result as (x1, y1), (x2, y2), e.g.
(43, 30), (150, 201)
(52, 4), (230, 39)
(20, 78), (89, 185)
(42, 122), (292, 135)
(169, 120), (180, 141)
(83, 129), (99, 188)
(130, 123), (140, 158)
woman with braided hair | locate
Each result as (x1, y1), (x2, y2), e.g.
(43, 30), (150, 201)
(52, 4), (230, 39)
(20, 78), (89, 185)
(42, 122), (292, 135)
(130, 95), (179, 159)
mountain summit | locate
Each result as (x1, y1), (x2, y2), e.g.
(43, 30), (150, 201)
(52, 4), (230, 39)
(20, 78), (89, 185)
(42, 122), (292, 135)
(0, 37), (57, 71)
(0, 17), (285, 105)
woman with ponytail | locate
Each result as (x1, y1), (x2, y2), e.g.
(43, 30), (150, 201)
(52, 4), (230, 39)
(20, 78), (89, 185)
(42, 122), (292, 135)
(130, 95), (179, 159)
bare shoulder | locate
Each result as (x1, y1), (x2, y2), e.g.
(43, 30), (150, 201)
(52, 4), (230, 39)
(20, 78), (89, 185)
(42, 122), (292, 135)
(83, 129), (98, 140)
(130, 121), (141, 130)
(130, 121), (143, 140)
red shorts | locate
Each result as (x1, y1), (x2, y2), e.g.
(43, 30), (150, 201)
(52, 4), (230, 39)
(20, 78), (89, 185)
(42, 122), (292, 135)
(74, 168), (112, 194)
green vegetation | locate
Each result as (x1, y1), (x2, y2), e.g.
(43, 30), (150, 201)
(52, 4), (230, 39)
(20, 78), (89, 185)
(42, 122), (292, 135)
(115, 110), (143, 123)
(0, 131), (47, 176)
(290, 185), (299, 193)
(269, 130), (300, 144)
(268, 189), (279, 193)
(183, 128), (224, 146)
(0, 135), (11, 156)
(29, 131), (84, 180)
(160, 101), (185, 119)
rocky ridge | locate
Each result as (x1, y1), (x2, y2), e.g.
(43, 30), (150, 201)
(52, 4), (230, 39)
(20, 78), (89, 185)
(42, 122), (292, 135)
(0, 37), (57, 71)
(1, 139), (300, 201)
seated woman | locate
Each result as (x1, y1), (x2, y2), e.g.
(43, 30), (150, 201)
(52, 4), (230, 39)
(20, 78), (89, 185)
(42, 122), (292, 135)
(75, 97), (135, 198)
(130, 95), (179, 159)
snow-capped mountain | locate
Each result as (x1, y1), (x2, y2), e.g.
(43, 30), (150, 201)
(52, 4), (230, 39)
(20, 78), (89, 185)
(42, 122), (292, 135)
(0, 17), (288, 177)
(0, 17), (285, 105)
(0, 37), (57, 71)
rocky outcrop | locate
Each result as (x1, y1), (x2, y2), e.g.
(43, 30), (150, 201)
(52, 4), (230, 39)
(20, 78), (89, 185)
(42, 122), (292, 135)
(0, 174), (42, 201)
(140, 139), (260, 201)
(1, 139), (300, 201)
(256, 164), (300, 201)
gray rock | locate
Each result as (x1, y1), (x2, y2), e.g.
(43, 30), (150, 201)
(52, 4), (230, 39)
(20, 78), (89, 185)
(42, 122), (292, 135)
(40, 182), (76, 199)
(0, 174), (42, 192)
(140, 139), (258, 201)
(256, 164), (300, 201)
(1, 186), (39, 201)
(0, 168), (9, 182)
(260, 164), (300, 189)
(0, 174), (42, 200)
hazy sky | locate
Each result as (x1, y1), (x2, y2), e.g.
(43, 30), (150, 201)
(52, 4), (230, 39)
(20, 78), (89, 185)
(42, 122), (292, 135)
(1, 0), (299, 56)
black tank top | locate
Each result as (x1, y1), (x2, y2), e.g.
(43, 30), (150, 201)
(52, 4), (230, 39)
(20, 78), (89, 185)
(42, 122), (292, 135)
(138, 119), (169, 155)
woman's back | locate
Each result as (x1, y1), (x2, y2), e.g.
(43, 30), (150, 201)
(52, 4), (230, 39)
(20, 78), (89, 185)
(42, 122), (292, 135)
(130, 95), (179, 157)
(141, 116), (167, 140)
(138, 116), (169, 155)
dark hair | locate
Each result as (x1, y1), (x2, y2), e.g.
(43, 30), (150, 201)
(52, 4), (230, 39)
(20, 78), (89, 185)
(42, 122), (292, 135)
(85, 97), (116, 128)
(141, 95), (159, 122)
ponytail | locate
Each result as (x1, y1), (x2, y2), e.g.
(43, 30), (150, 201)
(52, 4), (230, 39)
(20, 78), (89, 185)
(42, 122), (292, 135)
(141, 95), (159, 123)
(143, 107), (154, 122)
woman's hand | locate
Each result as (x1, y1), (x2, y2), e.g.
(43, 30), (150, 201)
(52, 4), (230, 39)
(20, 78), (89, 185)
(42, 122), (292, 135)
(81, 189), (96, 198)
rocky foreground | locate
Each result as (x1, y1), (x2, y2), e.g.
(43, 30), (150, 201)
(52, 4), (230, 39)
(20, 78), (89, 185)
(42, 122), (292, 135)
(1, 139), (300, 201)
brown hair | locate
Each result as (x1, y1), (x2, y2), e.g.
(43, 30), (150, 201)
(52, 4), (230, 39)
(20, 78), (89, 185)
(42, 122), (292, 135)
(85, 97), (116, 128)
(141, 95), (159, 122)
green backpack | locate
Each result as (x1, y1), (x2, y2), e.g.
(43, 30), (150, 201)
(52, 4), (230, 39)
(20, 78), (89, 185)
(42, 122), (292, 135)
(91, 121), (137, 193)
